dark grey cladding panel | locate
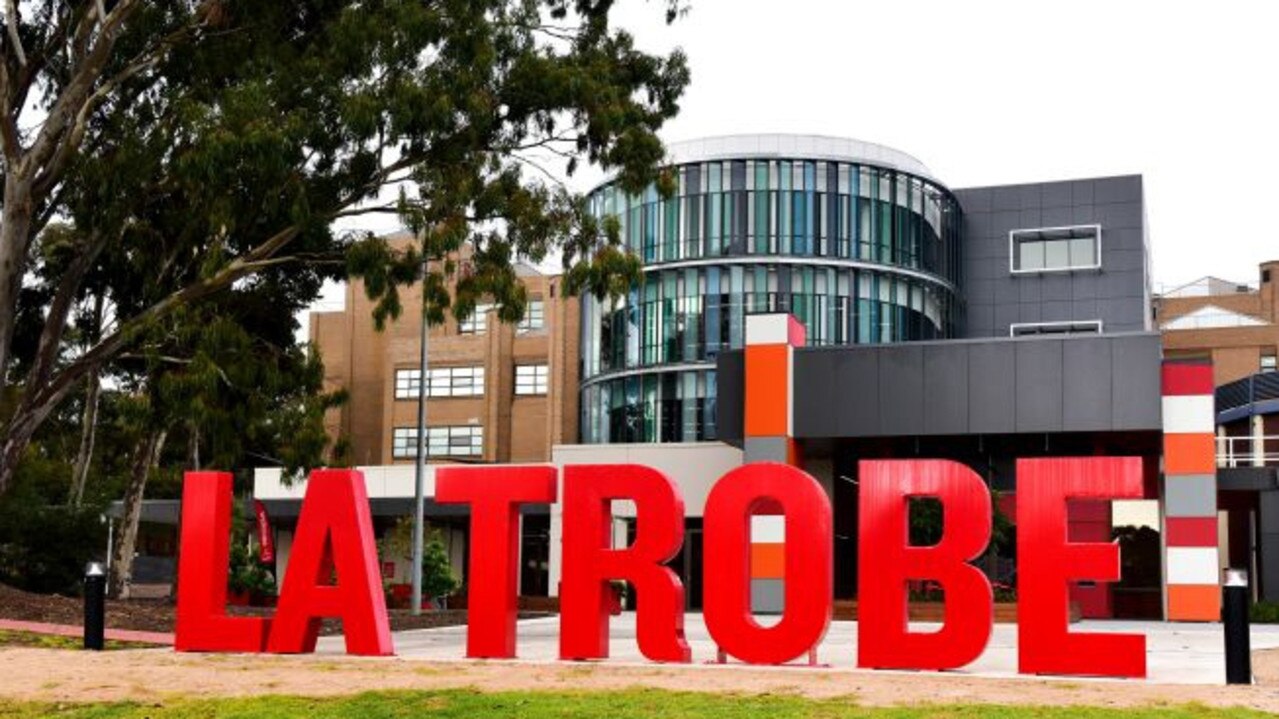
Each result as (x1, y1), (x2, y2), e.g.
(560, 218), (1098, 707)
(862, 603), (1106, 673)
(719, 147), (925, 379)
(879, 345), (925, 435)
(833, 350), (881, 437)
(923, 344), (969, 435)
(1111, 334), (1163, 430)
(792, 349), (838, 437)
(714, 351), (745, 444)
(967, 341), (1017, 434)
(721, 332), (1162, 441)
(1062, 337), (1114, 431)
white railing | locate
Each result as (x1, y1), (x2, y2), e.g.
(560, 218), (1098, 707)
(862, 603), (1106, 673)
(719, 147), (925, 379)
(1216, 436), (1279, 469)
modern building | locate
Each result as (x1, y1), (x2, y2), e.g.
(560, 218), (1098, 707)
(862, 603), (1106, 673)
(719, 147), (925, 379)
(256, 134), (1228, 623)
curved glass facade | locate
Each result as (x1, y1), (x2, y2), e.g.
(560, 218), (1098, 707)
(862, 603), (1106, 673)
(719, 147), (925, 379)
(580, 139), (963, 444)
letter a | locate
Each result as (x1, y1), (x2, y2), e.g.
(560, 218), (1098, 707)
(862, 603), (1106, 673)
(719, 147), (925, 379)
(266, 469), (393, 656)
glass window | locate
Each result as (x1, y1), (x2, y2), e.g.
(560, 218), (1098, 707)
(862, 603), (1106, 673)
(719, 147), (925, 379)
(1010, 321), (1103, 337)
(1262, 354), (1277, 372)
(515, 364), (549, 395)
(1011, 226), (1101, 273)
(517, 300), (544, 332)
(460, 303), (495, 333)
(392, 426), (483, 458)
(395, 366), (485, 399)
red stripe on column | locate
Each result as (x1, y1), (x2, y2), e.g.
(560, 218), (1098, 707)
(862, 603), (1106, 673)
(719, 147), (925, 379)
(1161, 363), (1214, 396)
(1166, 517), (1218, 547)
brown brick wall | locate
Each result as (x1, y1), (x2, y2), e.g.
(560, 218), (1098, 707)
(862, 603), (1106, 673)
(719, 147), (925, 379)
(308, 241), (580, 466)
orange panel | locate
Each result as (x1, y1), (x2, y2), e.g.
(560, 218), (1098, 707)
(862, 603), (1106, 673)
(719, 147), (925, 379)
(1167, 584), (1220, 622)
(1163, 433), (1216, 475)
(750, 543), (785, 579)
(744, 344), (790, 438)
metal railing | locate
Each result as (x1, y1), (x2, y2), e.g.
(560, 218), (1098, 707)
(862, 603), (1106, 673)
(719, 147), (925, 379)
(1217, 435), (1279, 468)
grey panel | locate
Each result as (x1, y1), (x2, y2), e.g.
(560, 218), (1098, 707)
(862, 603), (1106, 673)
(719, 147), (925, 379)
(834, 350), (880, 437)
(1062, 338), (1113, 431)
(1015, 340), (1064, 432)
(924, 344), (969, 435)
(1261, 490), (1279, 601)
(1164, 475), (1217, 517)
(968, 341), (1017, 434)
(750, 579), (784, 615)
(1111, 335), (1162, 429)
(1217, 468), (1279, 491)
(879, 345), (925, 435)
(793, 350), (838, 437)
(715, 351), (745, 443)
(744, 437), (790, 463)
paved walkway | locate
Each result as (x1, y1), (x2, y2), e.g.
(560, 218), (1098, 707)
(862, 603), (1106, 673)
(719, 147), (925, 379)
(317, 613), (1279, 686)
(0, 618), (174, 645)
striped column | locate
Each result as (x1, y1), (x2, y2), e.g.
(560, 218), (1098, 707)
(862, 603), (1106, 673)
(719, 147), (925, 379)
(1162, 361), (1221, 622)
(743, 313), (806, 615)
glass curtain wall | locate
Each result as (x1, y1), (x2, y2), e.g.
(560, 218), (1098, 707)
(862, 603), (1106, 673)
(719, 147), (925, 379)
(580, 157), (962, 444)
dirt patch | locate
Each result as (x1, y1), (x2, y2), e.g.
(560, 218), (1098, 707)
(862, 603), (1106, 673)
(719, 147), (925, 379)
(0, 583), (546, 635)
(1, 647), (1278, 711)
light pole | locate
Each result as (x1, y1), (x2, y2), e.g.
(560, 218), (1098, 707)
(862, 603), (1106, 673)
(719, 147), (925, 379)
(410, 250), (429, 616)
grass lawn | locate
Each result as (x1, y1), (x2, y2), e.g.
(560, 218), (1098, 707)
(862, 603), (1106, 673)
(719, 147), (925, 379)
(0, 689), (1271, 718)
(0, 629), (155, 650)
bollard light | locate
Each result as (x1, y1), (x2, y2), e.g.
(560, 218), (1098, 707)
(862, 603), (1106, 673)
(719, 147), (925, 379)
(83, 562), (106, 651)
(1222, 567), (1251, 685)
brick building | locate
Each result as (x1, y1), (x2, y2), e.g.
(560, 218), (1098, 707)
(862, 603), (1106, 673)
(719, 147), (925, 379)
(1157, 260), (1279, 385)
(309, 232), (580, 466)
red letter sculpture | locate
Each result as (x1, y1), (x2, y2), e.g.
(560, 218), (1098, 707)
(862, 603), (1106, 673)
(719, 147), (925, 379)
(175, 472), (271, 652)
(857, 460), (993, 670)
(559, 464), (689, 662)
(436, 465), (557, 658)
(266, 469), (393, 656)
(1017, 457), (1145, 678)
(702, 463), (832, 664)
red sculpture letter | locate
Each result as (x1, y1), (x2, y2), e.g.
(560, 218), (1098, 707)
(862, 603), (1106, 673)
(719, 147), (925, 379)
(702, 463), (832, 664)
(1017, 457), (1145, 678)
(266, 469), (393, 656)
(174, 472), (271, 652)
(435, 465), (557, 658)
(857, 460), (993, 670)
(559, 464), (689, 662)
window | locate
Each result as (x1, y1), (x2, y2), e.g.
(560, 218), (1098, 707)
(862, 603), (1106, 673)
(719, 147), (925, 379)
(392, 426), (483, 459)
(1010, 320), (1103, 337)
(459, 303), (495, 334)
(515, 364), (549, 395)
(1010, 225), (1101, 273)
(517, 300), (545, 333)
(394, 367), (485, 399)
(1263, 354), (1277, 373)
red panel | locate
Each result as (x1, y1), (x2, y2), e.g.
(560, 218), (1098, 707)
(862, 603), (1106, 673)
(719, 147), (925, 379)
(174, 472), (271, 653)
(435, 466), (557, 659)
(559, 465), (689, 663)
(1016, 457), (1144, 678)
(266, 469), (393, 656)
(1161, 363), (1214, 396)
(786, 315), (807, 348)
(856, 460), (993, 671)
(702, 463), (832, 665)
(1166, 517), (1219, 547)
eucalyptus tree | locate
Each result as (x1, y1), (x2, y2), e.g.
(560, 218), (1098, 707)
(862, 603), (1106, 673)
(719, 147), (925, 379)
(0, 0), (689, 495)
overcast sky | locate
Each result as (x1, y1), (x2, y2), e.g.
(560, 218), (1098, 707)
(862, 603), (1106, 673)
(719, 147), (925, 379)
(315, 0), (1278, 317)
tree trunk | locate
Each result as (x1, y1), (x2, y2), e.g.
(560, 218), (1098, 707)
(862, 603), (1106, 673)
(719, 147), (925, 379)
(108, 428), (168, 599)
(68, 368), (102, 507)
(0, 175), (36, 392)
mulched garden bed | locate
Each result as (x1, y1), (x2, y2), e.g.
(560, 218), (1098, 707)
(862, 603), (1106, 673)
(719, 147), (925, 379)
(0, 583), (548, 636)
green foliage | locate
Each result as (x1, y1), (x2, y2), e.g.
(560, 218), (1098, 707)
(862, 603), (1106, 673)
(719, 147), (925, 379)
(0, 455), (106, 595)
(0, 688), (1273, 719)
(378, 516), (459, 603)
(1251, 600), (1279, 623)
(225, 502), (275, 601)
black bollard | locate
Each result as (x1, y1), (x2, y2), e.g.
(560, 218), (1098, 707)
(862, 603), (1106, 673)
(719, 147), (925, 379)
(84, 562), (106, 651)
(1222, 568), (1251, 685)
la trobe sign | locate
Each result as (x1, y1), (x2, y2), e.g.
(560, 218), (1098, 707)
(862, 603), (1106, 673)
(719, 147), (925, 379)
(175, 458), (1147, 678)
